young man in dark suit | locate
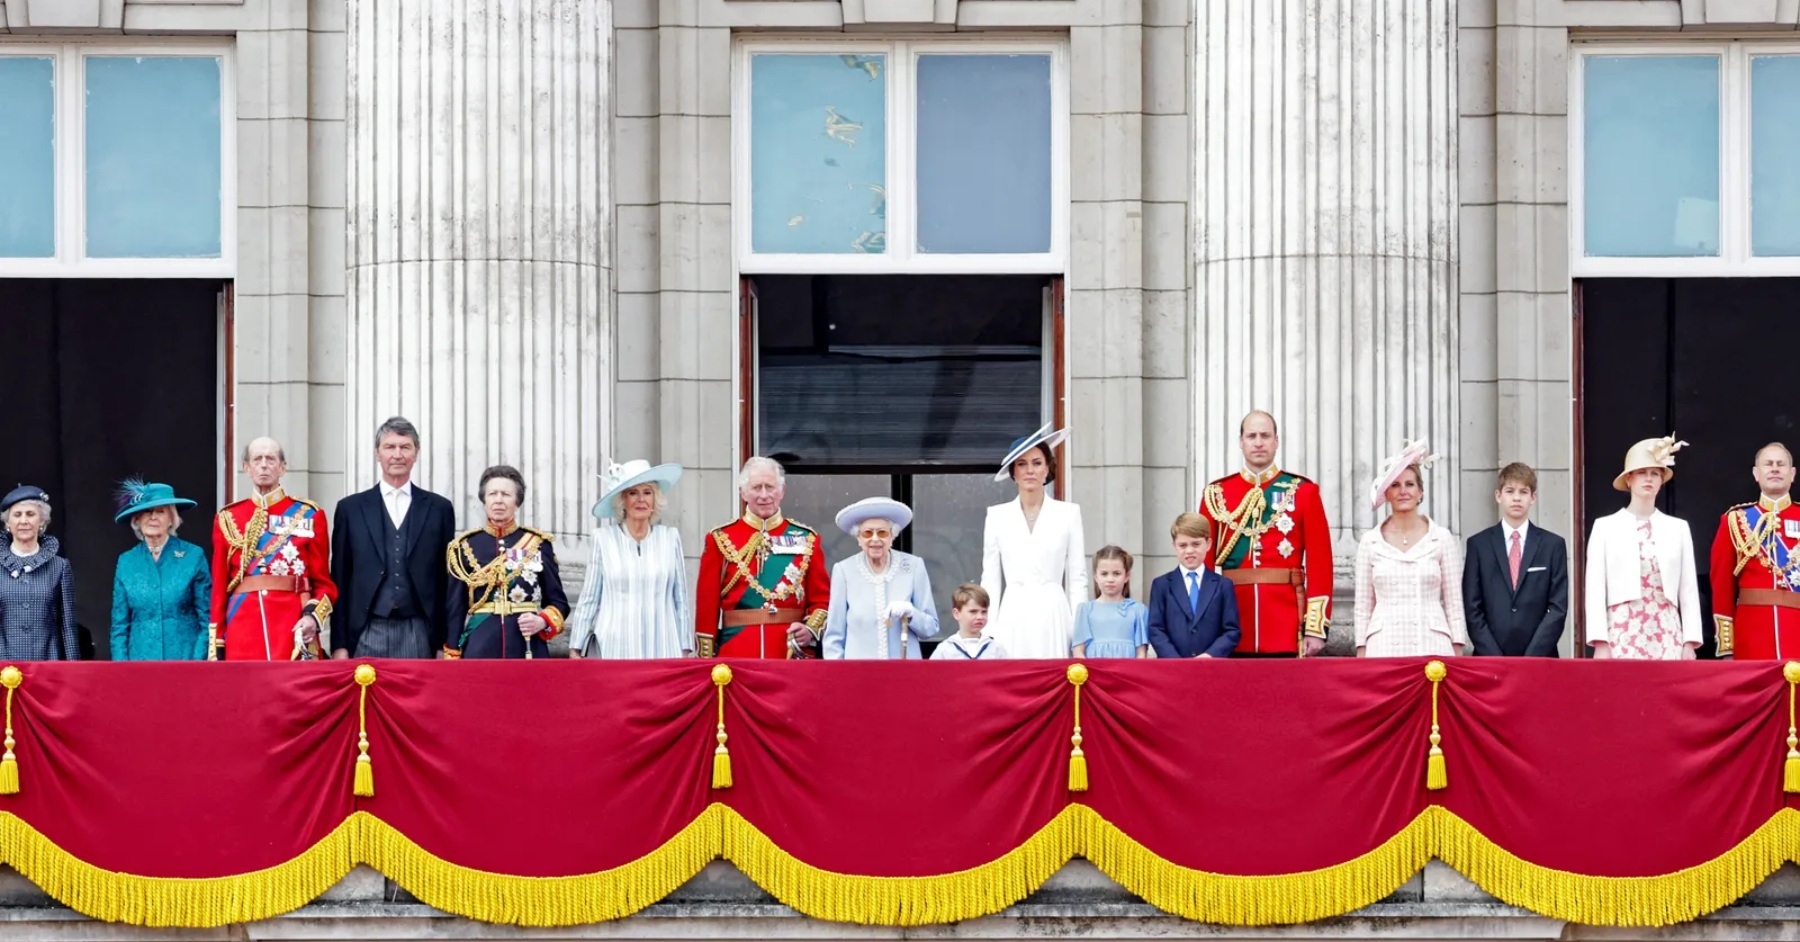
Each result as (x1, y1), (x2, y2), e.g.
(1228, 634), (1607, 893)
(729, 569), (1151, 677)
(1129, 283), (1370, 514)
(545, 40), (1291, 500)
(329, 417), (458, 659)
(1149, 513), (1241, 659)
(1463, 462), (1569, 657)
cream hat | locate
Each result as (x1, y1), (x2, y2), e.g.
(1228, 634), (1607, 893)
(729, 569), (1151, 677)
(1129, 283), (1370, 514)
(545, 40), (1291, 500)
(1613, 435), (1688, 492)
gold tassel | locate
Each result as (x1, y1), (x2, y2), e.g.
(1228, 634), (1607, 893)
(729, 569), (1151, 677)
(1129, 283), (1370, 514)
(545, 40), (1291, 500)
(1066, 663), (1089, 792)
(353, 664), (377, 798)
(1783, 663), (1800, 794)
(711, 664), (733, 790)
(1424, 660), (1447, 792)
(0, 665), (21, 795)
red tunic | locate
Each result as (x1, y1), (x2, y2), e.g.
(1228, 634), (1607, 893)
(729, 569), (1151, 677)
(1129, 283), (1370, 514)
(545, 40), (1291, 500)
(207, 488), (337, 661)
(1710, 495), (1800, 660)
(1198, 468), (1334, 655)
(694, 512), (829, 659)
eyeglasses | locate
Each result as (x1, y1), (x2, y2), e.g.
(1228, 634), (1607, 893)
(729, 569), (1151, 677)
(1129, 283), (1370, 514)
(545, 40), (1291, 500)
(858, 528), (892, 540)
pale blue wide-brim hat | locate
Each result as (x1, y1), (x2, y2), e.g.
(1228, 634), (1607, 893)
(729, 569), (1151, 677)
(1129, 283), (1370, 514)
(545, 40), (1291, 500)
(592, 460), (683, 519)
(993, 422), (1071, 482)
(112, 479), (196, 524)
(835, 497), (913, 536)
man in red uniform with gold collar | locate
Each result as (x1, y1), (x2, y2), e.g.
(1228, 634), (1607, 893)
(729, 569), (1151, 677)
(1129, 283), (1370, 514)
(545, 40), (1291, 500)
(208, 436), (337, 661)
(1710, 442), (1799, 660)
(1198, 411), (1334, 657)
(695, 457), (829, 658)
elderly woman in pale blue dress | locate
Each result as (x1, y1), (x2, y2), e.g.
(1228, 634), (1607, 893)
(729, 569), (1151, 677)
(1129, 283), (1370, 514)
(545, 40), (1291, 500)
(567, 461), (691, 659)
(824, 498), (939, 659)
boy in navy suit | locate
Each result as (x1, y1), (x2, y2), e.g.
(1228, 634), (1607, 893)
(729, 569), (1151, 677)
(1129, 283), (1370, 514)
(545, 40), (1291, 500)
(1462, 462), (1569, 656)
(1149, 513), (1241, 658)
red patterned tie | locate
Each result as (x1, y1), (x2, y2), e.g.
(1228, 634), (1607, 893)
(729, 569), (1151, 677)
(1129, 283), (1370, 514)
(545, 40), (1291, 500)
(1509, 531), (1523, 590)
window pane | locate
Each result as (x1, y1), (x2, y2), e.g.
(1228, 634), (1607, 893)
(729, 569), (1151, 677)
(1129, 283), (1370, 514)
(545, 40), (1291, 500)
(915, 54), (1052, 254)
(85, 56), (223, 258)
(758, 275), (1045, 466)
(911, 473), (1018, 632)
(1583, 55), (1719, 258)
(750, 54), (887, 255)
(0, 57), (56, 258)
(1752, 56), (1800, 256)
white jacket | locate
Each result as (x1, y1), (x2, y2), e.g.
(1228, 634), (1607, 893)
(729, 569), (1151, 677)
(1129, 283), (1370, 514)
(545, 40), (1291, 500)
(1583, 508), (1703, 647)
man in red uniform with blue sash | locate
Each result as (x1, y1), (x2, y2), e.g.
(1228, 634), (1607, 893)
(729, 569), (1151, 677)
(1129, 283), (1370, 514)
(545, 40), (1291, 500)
(1710, 443), (1799, 660)
(1198, 411), (1334, 657)
(208, 437), (337, 661)
(695, 457), (829, 658)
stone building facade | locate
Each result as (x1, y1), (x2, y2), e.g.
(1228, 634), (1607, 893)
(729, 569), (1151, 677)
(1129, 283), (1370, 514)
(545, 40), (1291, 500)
(2, 0), (1799, 931)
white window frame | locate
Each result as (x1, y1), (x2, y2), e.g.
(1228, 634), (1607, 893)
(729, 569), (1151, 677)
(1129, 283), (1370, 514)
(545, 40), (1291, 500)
(1571, 41), (1800, 278)
(0, 40), (236, 279)
(733, 37), (1069, 275)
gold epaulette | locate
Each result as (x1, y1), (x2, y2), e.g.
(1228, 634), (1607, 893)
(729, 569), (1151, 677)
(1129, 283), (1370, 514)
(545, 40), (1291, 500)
(293, 497), (323, 514)
(784, 519), (818, 537)
(516, 525), (554, 542)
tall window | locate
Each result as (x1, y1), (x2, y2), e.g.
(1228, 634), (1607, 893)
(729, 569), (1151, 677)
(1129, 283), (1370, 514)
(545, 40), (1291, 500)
(735, 40), (1068, 274)
(750, 275), (1057, 623)
(1574, 44), (1800, 274)
(0, 43), (234, 277)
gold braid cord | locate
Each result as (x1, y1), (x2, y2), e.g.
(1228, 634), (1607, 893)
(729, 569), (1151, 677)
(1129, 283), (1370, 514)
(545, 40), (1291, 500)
(1728, 506), (1778, 578)
(217, 505), (271, 595)
(712, 529), (812, 607)
(447, 534), (542, 614)
(1202, 483), (1266, 565)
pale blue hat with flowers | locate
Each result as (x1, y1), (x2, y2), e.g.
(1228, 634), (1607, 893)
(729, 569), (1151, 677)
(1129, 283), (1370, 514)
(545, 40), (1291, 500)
(592, 460), (684, 519)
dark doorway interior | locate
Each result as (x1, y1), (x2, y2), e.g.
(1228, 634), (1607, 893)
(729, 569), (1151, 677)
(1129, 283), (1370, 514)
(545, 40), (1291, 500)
(1580, 278), (1800, 656)
(0, 279), (221, 659)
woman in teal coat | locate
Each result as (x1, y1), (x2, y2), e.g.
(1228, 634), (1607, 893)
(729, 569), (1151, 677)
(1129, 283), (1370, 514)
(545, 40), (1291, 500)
(110, 480), (211, 660)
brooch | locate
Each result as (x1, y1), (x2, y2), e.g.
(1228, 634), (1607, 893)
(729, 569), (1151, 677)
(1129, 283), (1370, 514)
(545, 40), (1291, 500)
(174, 550), (186, 558)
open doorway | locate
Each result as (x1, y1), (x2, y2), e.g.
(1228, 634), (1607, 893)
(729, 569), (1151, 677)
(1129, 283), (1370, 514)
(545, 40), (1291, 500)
(1578, 278), (1800, 656)
(0, 279), (222, 658)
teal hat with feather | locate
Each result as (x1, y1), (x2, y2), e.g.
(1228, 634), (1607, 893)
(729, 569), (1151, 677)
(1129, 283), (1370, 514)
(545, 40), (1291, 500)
(113, 478), (197, 524)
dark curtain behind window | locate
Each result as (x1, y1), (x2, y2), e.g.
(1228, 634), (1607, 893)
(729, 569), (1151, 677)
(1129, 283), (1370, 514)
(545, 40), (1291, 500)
(0, 279), (220, 659)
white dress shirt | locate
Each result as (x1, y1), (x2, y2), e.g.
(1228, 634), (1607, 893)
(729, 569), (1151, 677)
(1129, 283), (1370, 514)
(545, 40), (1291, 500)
(380, 480), (413, 529)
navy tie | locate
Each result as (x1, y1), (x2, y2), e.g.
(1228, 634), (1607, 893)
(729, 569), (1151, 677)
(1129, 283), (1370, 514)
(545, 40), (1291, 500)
(1187, 571), (1200, 615)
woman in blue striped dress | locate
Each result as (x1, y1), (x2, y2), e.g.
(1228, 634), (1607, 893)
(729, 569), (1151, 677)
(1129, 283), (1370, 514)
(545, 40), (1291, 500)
(567, 461), (691, 659)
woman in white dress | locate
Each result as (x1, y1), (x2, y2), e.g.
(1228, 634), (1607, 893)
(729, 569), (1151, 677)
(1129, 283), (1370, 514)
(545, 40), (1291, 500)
(823, 497), (939, 659)
(567, 460), (691, 659)
(981, 424), (1088, 659)
(1354, 440), (1469, 658)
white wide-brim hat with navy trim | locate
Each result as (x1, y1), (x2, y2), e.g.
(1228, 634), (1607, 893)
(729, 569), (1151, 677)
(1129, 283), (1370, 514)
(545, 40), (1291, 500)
(993, 422), (1071, 482)
(592, 460), (684, 519)
(835, 497), (913, 536)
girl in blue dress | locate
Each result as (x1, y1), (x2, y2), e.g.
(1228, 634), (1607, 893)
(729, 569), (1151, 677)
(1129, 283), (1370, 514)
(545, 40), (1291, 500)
(1072, 546), (1149, 658)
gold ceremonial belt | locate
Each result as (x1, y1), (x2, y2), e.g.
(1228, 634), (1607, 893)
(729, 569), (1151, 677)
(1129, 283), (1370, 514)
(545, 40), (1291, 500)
(472, 600), (542, 617)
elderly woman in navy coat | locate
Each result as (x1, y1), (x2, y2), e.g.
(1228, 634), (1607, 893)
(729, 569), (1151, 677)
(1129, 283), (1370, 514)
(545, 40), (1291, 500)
(110, 480), (211, 660)
(0, 486), (78, 661)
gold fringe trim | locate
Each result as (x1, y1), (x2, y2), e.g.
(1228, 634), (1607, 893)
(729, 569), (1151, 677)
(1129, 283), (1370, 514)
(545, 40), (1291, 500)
(721, 804), (1075, 925)
(0, 811), (357, 928)
(2, 804), (1800, 928)
(362, 810), (722, 926)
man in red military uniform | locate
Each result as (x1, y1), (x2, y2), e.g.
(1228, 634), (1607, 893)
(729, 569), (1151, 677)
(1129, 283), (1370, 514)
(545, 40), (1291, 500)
(1710, 443), (1799, 660)
(1198, 411), (1334, 657)
(695, 457), (829, 658)
(208, 437), (338, 661)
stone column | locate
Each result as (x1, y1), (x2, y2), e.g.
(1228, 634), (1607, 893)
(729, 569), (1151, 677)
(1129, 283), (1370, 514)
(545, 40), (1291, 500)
(1193, 0), (1460, 542)
(345, 0), (612, 538)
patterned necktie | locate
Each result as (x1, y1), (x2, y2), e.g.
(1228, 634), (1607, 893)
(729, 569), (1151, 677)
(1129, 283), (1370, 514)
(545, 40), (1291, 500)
(1509, 530), (1523, 590)
(1187, 571), (1200, 614)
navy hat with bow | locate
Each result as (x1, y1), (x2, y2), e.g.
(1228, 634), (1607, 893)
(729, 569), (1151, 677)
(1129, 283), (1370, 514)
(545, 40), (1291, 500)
(0, 486), (49, 515)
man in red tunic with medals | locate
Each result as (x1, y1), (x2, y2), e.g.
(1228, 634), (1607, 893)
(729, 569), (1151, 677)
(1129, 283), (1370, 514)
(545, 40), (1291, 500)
(695, 457), (829, 658)
(1198, 411), (1334, 657)
(207, 437), (337, 661)
(1710, 443), (1799, 660)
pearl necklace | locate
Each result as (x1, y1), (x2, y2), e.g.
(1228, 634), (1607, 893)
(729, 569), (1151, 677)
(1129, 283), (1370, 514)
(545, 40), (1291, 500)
(857, 554), (906, 659)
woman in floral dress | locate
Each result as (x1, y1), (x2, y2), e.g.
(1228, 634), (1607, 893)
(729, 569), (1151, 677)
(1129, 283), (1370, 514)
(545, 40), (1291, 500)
(444, 465), (569, 659)
(1584, 436), (1703, 660)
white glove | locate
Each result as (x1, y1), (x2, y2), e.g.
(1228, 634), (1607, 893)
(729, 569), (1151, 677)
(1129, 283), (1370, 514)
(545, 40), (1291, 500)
(885, 601), (918, 623)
